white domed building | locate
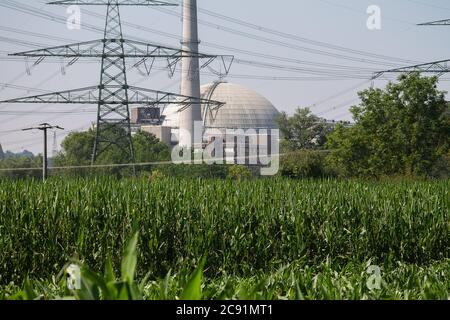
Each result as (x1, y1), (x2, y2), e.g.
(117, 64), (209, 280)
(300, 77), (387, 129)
(162, 82), (280, 143)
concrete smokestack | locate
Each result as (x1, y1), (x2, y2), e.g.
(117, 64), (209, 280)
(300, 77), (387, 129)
(179, 0), (202, 148)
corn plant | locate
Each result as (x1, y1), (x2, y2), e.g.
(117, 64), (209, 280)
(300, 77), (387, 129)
(0, 177), (448, 300)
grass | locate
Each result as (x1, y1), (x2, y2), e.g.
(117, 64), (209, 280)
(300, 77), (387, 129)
(0, 177), (448, 299)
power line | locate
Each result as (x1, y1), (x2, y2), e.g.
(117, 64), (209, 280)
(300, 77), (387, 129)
(2, 121), (96, 153)
(0, 22), (385, 74)
(0, 62), (181, 144)
(154, 6), (413, 68)
(310, 79), (371, 109)
(0, 129), (22, 134)
(1, 0), (442, 133)
(316, 97), (360, 118)
(406, 0), (450, 11)
(317, 0), (414, 26)
(0, 0), (230, 168)
(0, 152), (290, 173)
(172, 0), (421, 65)
(3, 0), (413, 75)
(2, 0), (425, 89)
(0, 83), (51, 93)
(0, 25), (79, 43)
(0, 28), (382, 79)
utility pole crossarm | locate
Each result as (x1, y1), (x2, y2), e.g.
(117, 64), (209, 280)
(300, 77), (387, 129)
(9, 40), (234, 76)
(418, 19), (450, 26)
(1, 86), (100, 104)
(373, 59), (450, 79)
(22, 123), (65, 131)
(48, 0), (177, 6)
(10, 39), (229, 59)
(0, 86), (225, 107)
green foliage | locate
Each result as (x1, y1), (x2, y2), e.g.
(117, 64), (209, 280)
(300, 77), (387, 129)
(279, 150), (332, 178)
(55, 129), (96, 167)
(0, 177), (448, 297)
(228, 165), (252, 180)
(53, 128), (171, 177)
(326, 73), (450, 177)
(0, 156), (42, 179)
(149, 169), (166, 181)
(71, 232), (143, 300)
(154, 164), (229, 179)
(5, 257), (449, 300)
(22, 232), (142, 300)
(8, 278), (39, 300)
(180, 258), (206, 300)
(121, 232), (139, 284)
(276, 107), (334, 151)
(133, 130), (171, 165)
(430, 149), (450, 178)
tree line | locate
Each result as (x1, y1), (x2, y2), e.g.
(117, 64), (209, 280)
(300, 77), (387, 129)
(278, 73), (449, 178)
(1, 73), (448, 179)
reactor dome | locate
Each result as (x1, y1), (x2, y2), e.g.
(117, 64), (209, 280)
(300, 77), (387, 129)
(162, 82), (280, 130)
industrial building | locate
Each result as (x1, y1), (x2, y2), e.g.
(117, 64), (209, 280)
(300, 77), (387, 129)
(132, 82), (280, 146)
(130, 1), (280, 153)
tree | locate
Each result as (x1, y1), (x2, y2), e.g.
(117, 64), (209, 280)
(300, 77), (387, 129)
(54, 127), (171, 176)
(0, 155), (42, 179)
(133, 130), (171, 174)
(55, 129), (96, 166)
(279, 150), (331, 178)
(326, 73), (449, 177)
(276, 107), (334, 151)
(133, 130), (170, 163)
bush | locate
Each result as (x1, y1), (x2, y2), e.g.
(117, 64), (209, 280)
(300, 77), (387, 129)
(430, 150), (450, 178)
(153, 164), (229, 179)
(279, 150), (333, 178)
(228, 165), (252, 180)
(149, 169), (166, 181)
(0, 156), (42, 180)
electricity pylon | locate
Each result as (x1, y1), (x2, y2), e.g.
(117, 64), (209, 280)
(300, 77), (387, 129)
(0, 0), (232, 165)
(373, 59), (450, 79)
(418, 19), (450, 26)
(374, 19), (450, 79)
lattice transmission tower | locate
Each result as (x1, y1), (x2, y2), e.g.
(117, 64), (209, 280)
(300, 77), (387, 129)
(0, 0), (232, 165)
(374, 18), (450, 79)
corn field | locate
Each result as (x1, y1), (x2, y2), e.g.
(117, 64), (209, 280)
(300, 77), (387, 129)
(0, 177), (448, 299)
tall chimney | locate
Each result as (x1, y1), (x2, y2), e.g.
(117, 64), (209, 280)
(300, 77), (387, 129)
(179, 0), (202, 148)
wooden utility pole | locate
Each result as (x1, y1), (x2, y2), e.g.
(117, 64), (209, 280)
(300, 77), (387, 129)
(23, 123), (64, 181)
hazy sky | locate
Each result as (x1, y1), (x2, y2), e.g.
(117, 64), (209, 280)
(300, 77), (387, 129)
(1, 0), (449, 154)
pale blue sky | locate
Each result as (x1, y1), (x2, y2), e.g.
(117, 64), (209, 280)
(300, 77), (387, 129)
(0, 0), (449, 153)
